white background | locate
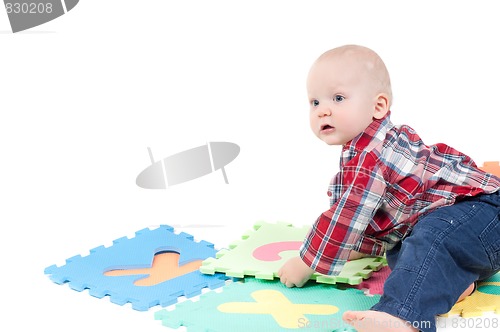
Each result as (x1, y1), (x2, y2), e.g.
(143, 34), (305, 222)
(1, 1), (499, 331)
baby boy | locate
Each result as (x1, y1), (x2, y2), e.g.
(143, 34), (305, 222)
(278, 45), (500, 332)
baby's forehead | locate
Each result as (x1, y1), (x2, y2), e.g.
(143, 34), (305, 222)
(315, 46), (388, 84)
(309, 45), (392, 105)
(317, 46), (378, 71)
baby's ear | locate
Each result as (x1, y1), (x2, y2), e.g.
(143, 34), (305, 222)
(373, 93), (390, 119)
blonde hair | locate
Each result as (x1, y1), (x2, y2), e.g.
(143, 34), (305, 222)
(317, 45), (393, 107)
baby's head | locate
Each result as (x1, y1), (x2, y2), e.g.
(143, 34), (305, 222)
(307, 44), (392, 146)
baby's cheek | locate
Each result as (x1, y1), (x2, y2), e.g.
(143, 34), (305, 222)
(310, 118), (321, 134)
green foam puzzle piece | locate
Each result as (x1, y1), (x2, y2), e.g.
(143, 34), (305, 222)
(155, 278), (380, 331)
(200, 221), (385, 285)
(200, 221), (309, 279)
(312, 257), (385, 285)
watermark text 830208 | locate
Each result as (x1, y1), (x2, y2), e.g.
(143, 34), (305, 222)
(5, 2), (53, 14)
(441, 317), (499, 329)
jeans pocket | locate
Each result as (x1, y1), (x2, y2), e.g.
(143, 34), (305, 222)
(479, 213), (500, 270)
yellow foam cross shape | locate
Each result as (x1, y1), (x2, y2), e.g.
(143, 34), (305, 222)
(104, 252), (202, 286)
(217, 289), (338, 328)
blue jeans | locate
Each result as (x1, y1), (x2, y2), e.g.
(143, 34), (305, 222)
(371, 191), (500, 332)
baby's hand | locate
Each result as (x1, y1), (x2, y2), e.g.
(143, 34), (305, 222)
(278, 256), (315, 288)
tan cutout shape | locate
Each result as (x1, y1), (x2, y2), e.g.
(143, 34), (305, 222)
(104, 252), (202, 286)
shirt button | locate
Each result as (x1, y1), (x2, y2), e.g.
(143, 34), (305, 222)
(327, 191), (332, 197)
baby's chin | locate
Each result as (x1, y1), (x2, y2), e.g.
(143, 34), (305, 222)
(323, 140), (344, 146)
(318, 135), (346, 146)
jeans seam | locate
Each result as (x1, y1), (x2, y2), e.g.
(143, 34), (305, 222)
(479, 213), (500, 269)
(401, 230), (442, 316)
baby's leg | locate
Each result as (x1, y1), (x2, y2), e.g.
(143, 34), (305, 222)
(345, 192), (500, 332)
(457, 282), (476, 302)
(342, 282), (474, 332)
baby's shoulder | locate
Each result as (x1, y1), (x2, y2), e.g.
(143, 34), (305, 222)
(383, 123), (425, 148)
(392, 123), (419, 136)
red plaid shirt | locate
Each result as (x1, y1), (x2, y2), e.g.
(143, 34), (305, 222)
(300, 111), (500, 275)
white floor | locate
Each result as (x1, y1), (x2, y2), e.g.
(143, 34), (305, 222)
(2, 2), (500, 332)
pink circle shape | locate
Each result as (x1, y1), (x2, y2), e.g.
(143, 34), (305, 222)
(252, 241), (303, 261)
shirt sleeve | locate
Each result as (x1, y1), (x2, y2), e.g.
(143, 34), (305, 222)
(300, 152), (387, 275)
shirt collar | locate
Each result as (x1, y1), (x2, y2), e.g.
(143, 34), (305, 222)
(341, 111), (393, 162)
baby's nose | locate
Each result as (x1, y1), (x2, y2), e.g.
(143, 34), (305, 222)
(317, 105), (332, 117)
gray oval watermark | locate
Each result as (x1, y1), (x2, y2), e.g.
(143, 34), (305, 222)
(136, 142), (240, 189)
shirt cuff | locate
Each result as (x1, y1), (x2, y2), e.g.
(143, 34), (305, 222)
(299, 244), (349, 275)
(355, 235), (386, 256)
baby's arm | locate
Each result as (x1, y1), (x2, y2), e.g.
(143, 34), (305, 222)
(348, 250), (368, 260)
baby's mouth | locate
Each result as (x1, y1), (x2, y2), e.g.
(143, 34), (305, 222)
(321, 124), (334, 131)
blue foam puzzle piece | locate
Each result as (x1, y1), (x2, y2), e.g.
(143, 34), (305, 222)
(44, 225), (228, 311)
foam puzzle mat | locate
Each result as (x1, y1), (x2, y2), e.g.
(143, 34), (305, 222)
(479, 161), (500, 176)
(441, 272), (500, 318)
(200, 221), (385, 285)
(155, 278), (380, 331)
(354, 266), (391, 295)
(44, 225), (228, 311)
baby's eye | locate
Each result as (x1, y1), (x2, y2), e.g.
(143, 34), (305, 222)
(334, 95), (345, 102)
(311, 99), (319, 107)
